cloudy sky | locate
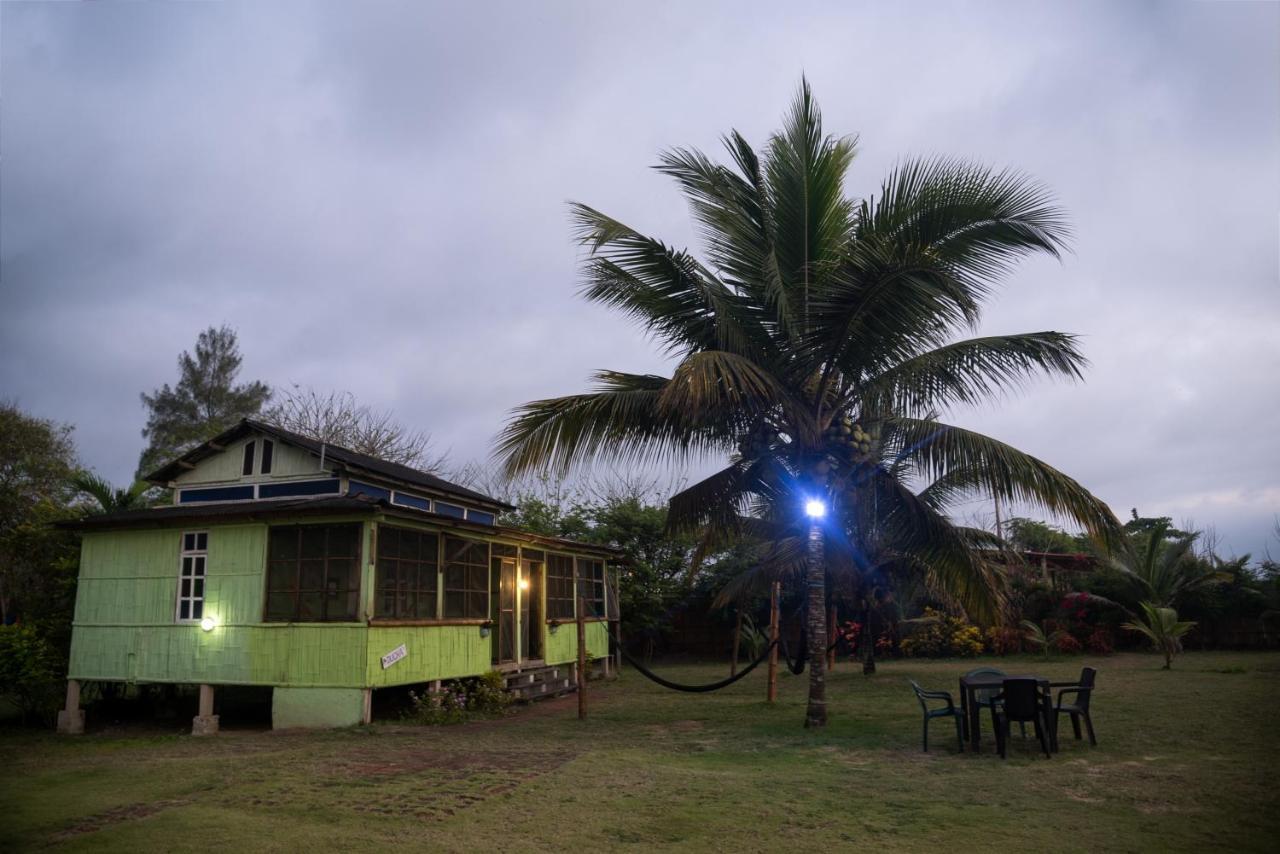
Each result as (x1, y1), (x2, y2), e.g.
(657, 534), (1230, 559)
(2, 1), (1277, 558)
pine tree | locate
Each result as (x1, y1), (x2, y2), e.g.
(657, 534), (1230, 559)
(136, 326), (270, 479)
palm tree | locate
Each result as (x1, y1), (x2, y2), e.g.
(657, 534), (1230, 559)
(72, 471), (150, 514)
(1110, 521), (1226, 609)
(495, 80), (1122, 727)
(1123, 601), (1196, 669)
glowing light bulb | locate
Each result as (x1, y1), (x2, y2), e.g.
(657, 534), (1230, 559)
(518, 577), (530, 591)
(804, 499), (826, 519)
(200, 616), (217, 632)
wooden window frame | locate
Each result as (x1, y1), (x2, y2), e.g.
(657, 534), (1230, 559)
(241, 441), (256, 477)
(545, 553), (576, 621)
(176, 531), (208, 623)
(441, 535), (490, 620)
(260, 438), (274, 474)
(263, 523), (363, 623)
(577, 557), (606, 619)
(374, 524), (440, 620)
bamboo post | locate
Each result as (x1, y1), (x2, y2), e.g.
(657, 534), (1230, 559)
(767, 582), (780, 703)
(828, 605), (838, 670)
(730, 606), (743, 677)
(577, 594), (587, 720)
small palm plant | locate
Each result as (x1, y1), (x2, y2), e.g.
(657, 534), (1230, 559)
(1123, 601), (1196, 670)
(72, 471), (150, 514)
(1021, 619), (1065, 659)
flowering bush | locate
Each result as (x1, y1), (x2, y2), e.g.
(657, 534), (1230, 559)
(839, 620), (863, 659)
(405, 671), (513, 725)
(1085, 628), (1115, 655)
(985, 626), (1024, 656)
(875, 632), (896, 656)
(900, 608), (984, 658)
(1054, 633), (1083, 655)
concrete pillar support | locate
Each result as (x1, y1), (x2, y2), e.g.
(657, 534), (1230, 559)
(192, 684), (219, 736)
(361, 688), (373, 725)
(56, 679), (85, 735)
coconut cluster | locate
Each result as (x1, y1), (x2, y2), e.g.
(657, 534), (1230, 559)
(736, 423), (775, 458)
(825, 415), (878, 462)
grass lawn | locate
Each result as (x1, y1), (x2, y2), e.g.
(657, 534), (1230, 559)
(2, 651), (1278, 852)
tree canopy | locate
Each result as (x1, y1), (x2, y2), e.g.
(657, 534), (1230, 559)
(136, 326), (270, 479)
(495, 80), (1122, 726)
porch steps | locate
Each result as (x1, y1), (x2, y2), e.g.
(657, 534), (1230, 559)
(502, 665), (576, 702)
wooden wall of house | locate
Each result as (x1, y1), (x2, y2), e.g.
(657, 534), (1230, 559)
(67, 521), (608, 689)
(173, 435), (324, 485)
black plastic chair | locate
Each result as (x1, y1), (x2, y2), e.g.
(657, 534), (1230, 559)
(964, 666), (1024, 738)
(1054, 667), (1098, 746)
(990, 678), (1052, 759)
(909, 680), (964, 753)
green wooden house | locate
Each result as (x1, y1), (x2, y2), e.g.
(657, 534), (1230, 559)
(56, 420), (616, 734)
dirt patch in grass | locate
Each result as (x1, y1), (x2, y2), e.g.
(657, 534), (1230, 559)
(50, 799), (191, 842)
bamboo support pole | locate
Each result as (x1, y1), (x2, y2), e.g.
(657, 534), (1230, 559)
(828, 605), (838, 670)
(767, 582), (780, 703)
(577, 595), (587, 720)
(730, 607), (743, 677)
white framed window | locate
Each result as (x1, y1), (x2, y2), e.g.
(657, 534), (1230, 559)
(177, 531), (208, 622)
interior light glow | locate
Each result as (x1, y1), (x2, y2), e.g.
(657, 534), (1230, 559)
(804, 499), (826, 519)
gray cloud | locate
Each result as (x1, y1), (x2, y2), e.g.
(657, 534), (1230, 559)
(2, 1), (1276, 557)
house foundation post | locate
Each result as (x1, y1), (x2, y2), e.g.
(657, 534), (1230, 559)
(192, 684), (219, 736)
(56, 679), (85, 735)
(361, 689), (373, 725)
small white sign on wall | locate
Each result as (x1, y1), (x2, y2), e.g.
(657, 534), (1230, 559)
(380, 644), (407, 670)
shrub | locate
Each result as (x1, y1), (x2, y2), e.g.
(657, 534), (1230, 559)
(985, 626), (1024, 655)
(0, 624), (65, 725)
(1085, 628), (1115, 655)
(404, 671), (513, 725)
(1054, 633), (1083, 654)
(900, 608), (983, 658)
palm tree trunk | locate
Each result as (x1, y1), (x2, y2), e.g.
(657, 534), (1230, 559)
(805, 520), (828, 728)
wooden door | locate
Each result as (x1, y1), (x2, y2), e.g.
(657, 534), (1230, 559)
(492, 557), (517, 665)
(520, 557), (543, 662)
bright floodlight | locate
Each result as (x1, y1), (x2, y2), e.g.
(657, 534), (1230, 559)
(804, 499), (826, 519)
(199, 616), (217, 632)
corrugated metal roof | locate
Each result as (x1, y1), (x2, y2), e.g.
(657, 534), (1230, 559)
(59, 494), (621, 557)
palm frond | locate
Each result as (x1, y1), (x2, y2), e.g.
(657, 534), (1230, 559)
(861, 332), (1087, 416)
(493, 371), (734, 478)
(570, 204), (768, 359)
(891, 417), (1125, 551)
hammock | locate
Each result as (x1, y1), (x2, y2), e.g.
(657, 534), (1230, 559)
(608, 628), (779, 693)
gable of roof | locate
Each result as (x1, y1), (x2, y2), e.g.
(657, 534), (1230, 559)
(145, 419), (513, 510)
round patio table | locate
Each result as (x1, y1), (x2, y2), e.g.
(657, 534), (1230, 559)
(958, 673), (1057, 753)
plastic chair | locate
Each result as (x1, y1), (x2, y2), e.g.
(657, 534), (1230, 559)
(964, 666), (1023, 738)
(990, 678), (1052, 759)
(1054, 667), (1098, 746)
(909, 680), (964, 753)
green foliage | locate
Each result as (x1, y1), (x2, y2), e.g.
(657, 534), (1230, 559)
(404, 671), (513, 725)
(136, 326), (270, 479)
(0, 404), (80, 630)
(0, 624), (66, 724)
(1021, 619), (1066, 659)
(72, 471), (152, 514)
(1003, 517), (1085, 553)
(1123, 601), (1196, 669)
(899, 608), (984, 657)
